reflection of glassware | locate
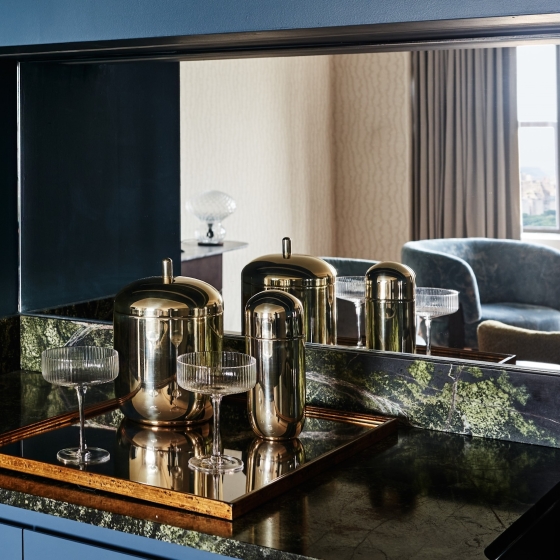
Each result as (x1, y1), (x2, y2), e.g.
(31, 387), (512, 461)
(415, 288), (459, 356)
(41, 346), (118, 465)
(246, 438), (305, 491)
(177, 352), (256, 474)
(185, 190), (236, 246)
(336, 276), (366, 347)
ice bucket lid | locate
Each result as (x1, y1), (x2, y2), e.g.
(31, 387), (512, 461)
(114, 258), (223, 318)
(245, 290), (304, 340)
(242, 237), (336, 289)
(365, 261), (415, 301)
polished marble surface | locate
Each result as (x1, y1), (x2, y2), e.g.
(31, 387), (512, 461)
(1, 424), (560, 559)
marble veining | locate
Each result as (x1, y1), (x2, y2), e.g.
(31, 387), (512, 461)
(306, 346), (560, 447)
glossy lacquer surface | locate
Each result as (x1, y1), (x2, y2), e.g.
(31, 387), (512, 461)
(19, 61), (180, 311)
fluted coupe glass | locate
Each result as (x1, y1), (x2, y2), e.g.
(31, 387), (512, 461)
(41, 346), (119, 465)
(177, 352), (256, 474)
(415, 288), (460, 356)
(336, 276), (366, 347)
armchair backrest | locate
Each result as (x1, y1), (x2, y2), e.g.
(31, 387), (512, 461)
(403, 238), (560, 312)
(402, 240), (481, 323)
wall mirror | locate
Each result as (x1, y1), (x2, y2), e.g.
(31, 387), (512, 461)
(24, 31), (560, 374)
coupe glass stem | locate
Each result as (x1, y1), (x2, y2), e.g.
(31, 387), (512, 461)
(424, 317), (433, 356)
(355, 302), (363, 348)
(75, 384), (88, 462)
(211, 394), (223, 465)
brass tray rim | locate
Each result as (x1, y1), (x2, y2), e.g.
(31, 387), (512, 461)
(0, 399), (397, 520)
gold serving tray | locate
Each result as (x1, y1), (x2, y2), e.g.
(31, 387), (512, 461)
(0, 398), (397, 520)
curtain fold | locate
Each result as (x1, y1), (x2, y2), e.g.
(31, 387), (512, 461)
(412, 48), (520, 240)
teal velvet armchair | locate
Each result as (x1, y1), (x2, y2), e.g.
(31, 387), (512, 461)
(402, 238), (560, 349)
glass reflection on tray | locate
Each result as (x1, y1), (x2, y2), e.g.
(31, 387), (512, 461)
(0, 402), (372, 504)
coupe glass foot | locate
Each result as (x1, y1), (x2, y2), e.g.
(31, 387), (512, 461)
(188, 455), (243, 474)
(57, 447), (110, 465)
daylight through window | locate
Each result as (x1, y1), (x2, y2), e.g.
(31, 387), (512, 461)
(517, 45), (559, 232)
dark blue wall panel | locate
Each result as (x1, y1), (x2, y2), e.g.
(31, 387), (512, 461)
(0, 1), (559, 48)
(0, 62), (19, 317)
(20, 61), (180, 311)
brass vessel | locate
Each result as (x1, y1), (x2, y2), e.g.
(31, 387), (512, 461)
(241, 237), (336, 344)
(114, 258), (223, 425)
(365, 262), (416, 353)
(245, 290), (306, 440)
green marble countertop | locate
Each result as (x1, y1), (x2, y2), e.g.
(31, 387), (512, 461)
(1, 371), (560, 559)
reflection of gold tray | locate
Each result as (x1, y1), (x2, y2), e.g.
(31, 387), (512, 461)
(0, 399), (397, 520)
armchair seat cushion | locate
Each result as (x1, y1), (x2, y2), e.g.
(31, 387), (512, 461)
(480, 303), (560, 331)
(463, 303), (560, 349)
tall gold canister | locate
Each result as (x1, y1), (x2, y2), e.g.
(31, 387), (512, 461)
(245, 290), (305, 440)
(241, 237), (336, 345)
(114, 258), (222, 425)
(365, 262), (416, 353)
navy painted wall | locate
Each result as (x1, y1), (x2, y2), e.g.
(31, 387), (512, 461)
(19, 61), (181, 311)
(0, 62), (19, 317)
(0, 1), (559, 48)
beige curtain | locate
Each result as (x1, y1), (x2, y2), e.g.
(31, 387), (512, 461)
(412, 48), (520, 240)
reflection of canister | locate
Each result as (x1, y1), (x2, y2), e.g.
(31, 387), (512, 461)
(365, 262), (416, 353)
(241, 237), (336, 344)
(115, 419), (211, 492)
(246, 438), (305, 491)
(114, 258), (222, 425)
(245, 290), (305, 440)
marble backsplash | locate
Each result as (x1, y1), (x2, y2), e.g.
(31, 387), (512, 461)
(8, 313), (560, 449)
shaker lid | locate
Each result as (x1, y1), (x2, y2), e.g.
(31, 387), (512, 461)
(114, 258), (223, 318)
(365, 261), (416, 301)
(245, 290), (304, 339)
(242, 237), (336, 288)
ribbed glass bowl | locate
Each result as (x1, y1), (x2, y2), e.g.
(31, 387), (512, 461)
(177, 351), (256, 396)
(41, 346), (119, 387)
(415, 287), (459, 319)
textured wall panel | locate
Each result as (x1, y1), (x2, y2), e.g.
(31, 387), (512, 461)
(332, 52), (411, 262)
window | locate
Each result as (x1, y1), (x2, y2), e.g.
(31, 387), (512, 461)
(517, 45), (559, 232)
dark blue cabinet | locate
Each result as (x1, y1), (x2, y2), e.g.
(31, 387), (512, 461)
(0, 521), (22, 559)
(0, 504), (234, 560)
(24, 530), (144, 560)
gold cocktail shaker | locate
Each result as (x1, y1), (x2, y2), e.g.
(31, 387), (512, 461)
(245, 290), (305, 440)
(241, 237), (336, 344)
(365, 262), (416, 353)
(113, 258), (223, 425)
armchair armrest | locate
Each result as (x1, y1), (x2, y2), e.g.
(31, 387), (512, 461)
(402, 244), (481, 324)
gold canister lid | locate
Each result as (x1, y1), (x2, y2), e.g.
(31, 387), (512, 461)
(114, 258), (223, 318)
(242, 237), (336, 289)
(365, 262), (416, 301)
(245, 290), (304, 340)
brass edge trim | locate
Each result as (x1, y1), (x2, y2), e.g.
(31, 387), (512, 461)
(0, 470), (234, 537)
(0, 454), (234, 520)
